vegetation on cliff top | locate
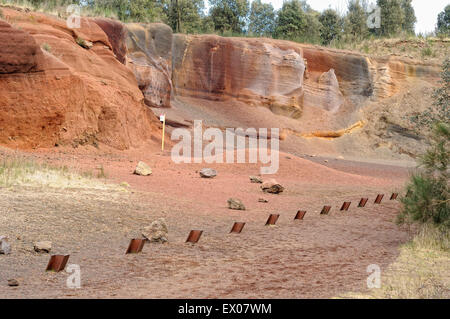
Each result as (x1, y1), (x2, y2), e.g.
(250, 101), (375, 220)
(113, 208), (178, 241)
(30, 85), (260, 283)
(1, 0), (448, 49)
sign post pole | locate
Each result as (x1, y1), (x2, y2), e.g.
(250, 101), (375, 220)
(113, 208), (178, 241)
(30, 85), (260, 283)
(160, 114), (166, 151)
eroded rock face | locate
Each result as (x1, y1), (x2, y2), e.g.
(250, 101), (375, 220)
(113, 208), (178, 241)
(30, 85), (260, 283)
(93, 18), (128, 64)
(126, 23), (173, 108)
(304, 69), (344, 113)
(0, 20), (41, 73)
(173, 35), (305, 118)
(0, 8), (160, 150)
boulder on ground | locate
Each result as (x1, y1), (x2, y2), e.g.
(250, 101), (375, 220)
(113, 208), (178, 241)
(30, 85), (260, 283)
(134, 161), (152, 176)
(34, 241), (52, 253)
(261, 179), (285, 194)
(0, 236), (11, 255)
(250, 176), (263, 184)
(142, 218), (168, 243)
(227, 198), (246, 211)
(200, 168), (217, 178)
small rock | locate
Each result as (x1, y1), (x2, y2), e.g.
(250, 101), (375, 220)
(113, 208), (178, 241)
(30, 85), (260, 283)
(249, 176), (263, 184)
(199, 168), (217, 178)
(258, 198), (268, 203)
(261, 179), (285, 194)
(134, 161), (152, 176)
(7, 279), (19, 287)
(142, 218), (168, 243)
(0, 236), (11, 255)
(227, 198), (246, 210)
(324, 160), (329, 163)
(34, 241), (52, 253)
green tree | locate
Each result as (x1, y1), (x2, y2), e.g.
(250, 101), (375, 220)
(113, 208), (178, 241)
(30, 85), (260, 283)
(84, 0), (166, 23)
(163, 0), (205, 33)
(319, 9), (343, 45)
(377, 0), (404, 36)
(398, 123), (449, 230)
(248, 0), (275, 36)
(304, 9), (323, 44)
(274, 0), (307, 40)
(344, 0), (369, 41)
(209, 0), (250, 34)
(401, 0), (416, 34)
(436, 4), (450, 36)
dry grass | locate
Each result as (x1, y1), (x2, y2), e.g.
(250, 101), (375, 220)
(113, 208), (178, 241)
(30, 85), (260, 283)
(332, 37), (449, 64)
(0, 156), (118, 190)
(343, 224), (450, 299)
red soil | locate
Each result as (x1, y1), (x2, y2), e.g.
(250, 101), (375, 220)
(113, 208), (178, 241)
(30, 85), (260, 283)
(0, 145), (413, 298)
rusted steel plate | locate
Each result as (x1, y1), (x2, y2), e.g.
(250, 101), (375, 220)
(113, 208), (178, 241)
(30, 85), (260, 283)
(230, 222), (246, 234)
(186, 230), (203, 243)
(295, 211), (307, 220)
(320, 206), (332, 215)
(358, 198), (369, 207)
(265, 214), (280, 226)
(46, 255), (70, 272)
(390, 193), (399, 200)
(374, 194), (384, 204)
(126, 239), (146, 254)
(340, 202), (352, 211)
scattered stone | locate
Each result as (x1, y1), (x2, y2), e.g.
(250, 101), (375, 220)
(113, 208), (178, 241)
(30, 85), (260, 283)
(324, 160), (329, 163)
(249, 176), (263, 184)
(7, 279), (19, 287)
(34, 241), (52, 253)
(142, 218), (168, 243)
(199, 168), (217, 178)
(261, 179), (285, 194)
(227, 198), (246, 211)
(134, 161), (152, 176)
(0, 236), (11, 255)
(258, 198), (269, 203)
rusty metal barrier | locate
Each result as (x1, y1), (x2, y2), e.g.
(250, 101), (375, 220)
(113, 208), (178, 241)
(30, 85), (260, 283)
(295, 211), (307, 220)
(340, 202), (351, 211)
(46, 255), (70, 272)
(126, 239), (145, 254)
(265, 214), (280, 226)
(320, 206), (332, 215)
(186, 230), (203, 243)
(358, 198), (368, 207)
(374, 194), (384, 204)
(230, 222), (246, 234)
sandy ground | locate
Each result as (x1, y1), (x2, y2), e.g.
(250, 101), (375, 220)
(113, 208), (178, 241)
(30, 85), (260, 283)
(0, 145), (414, 298)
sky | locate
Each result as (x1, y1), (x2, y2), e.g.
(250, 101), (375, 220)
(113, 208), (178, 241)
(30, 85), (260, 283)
(258, 0), (449, 34)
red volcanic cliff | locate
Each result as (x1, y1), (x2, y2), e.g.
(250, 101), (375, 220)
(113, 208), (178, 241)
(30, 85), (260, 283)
(126, 23), (173, 108)
(172, 35), (440, 118)
(0, 8), (159, 150)
(0, 7), (442, 153)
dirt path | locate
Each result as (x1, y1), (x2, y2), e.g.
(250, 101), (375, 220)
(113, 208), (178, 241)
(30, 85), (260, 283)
(0, 147), (413, 298)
